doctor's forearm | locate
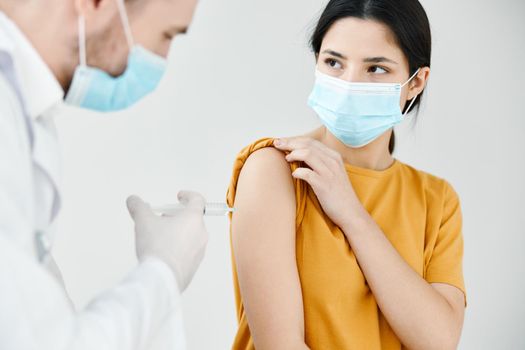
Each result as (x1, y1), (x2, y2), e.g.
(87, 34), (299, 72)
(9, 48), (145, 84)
(69, 258), (181, 350)
(341, 213), (461, 350)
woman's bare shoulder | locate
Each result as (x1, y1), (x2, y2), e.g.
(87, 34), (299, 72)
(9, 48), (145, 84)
(234, 145), (295, 214)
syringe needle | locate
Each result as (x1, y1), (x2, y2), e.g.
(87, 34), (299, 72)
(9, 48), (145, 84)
(152, 202), (235, 216)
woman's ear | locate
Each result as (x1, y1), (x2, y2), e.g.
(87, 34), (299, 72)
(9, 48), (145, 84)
(408, 67), (430, 100)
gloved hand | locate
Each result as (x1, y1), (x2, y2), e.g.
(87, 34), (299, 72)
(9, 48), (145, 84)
(126, 190), (209, 293)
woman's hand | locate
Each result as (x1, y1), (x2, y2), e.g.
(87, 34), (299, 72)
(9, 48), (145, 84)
(274, 137), (365, 231)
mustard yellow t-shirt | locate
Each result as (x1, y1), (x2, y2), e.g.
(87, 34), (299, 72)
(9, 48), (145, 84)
(226, 138), (466, 350)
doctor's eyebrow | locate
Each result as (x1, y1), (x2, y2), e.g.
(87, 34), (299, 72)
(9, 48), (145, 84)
(363, 56), (398, 64)
(169, 26), (188, 35)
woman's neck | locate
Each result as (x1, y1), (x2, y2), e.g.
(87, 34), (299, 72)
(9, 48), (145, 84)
(308, 126), (395, 171)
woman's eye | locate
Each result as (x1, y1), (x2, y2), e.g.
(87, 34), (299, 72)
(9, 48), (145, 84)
(368, 66), (388, 74)
(325, 59), (342, 70)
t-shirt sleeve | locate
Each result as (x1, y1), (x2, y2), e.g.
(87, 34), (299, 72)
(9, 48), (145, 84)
(425, 181), (466, 303)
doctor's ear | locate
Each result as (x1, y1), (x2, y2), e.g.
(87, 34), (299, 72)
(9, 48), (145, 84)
(74, 0), (120, 31)
(408, 67), (430, 100)
(75, 0), (109, 14)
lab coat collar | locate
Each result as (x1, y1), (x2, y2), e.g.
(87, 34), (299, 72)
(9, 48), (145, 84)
(0, 11), (64, 120)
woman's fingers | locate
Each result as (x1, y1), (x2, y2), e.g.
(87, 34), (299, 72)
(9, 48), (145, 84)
(276, 136), (361, 231)
(291, 167), (321, 188)
(285, 148), (330, 176)
(275, 137), (343, 173)
(275, 137), (342, 164)
(273, 137), (311, 151)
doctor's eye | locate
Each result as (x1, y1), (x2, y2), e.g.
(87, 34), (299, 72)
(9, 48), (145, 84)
(324, 58), (343, 70)
(368, 65), (388, 74)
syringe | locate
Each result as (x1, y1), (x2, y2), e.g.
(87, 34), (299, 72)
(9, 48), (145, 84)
(152, 202), (235, 216)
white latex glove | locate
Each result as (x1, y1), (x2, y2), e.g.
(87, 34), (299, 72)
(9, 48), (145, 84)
(127, 190), (209, 293)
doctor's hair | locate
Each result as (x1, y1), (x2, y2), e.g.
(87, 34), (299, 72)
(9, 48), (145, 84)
(309, 0), (432, 154)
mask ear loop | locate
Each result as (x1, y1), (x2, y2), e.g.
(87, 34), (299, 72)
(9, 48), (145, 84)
(78, 15), (87, 66)
(401, 68), (421, 116)
(403, 93), (419, 116)
(116, 0), (134, 50)
(400, 68), (421, 88)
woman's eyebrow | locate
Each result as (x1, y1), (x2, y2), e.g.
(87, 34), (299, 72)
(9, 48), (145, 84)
(363, 56), (398, 64)
(321, 51), (398, 65)
(322, 49), (347, 60)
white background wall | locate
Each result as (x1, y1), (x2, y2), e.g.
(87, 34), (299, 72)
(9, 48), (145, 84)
(53, 0), (525, 348)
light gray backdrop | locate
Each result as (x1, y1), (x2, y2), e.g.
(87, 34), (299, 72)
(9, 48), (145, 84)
(53, 0), (525, 348)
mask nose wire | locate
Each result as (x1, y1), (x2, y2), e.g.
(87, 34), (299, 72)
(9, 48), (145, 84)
(116, 0), (135, 51)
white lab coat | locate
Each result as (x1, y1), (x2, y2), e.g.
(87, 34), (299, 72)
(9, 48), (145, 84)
(0, 12), (186, 350)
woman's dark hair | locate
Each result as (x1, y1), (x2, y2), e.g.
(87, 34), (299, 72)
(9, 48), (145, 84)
(310, 0), (432, 154)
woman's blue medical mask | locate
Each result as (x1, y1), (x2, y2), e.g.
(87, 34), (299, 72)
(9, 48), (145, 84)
(65, 0), (167, 112)
(308, 68), (420, 148)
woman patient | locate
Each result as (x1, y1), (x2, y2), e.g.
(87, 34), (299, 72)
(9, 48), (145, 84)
(226, 0), (466, 349)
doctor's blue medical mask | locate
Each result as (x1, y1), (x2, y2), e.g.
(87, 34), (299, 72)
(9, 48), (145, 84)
(308, 68), (421, 148)
(65, 0), (167, 112)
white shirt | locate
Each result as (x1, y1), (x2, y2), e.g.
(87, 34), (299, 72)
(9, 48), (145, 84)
(0, 11), (186, 350)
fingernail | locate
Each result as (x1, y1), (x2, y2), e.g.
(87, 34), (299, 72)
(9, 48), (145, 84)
(274, 139), (284, 146)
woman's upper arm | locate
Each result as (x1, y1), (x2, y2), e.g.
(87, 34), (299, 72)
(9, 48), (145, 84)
(231, 147), (308, 350)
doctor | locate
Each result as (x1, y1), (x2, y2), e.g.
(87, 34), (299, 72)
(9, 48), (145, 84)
(0, 0), (209, 349)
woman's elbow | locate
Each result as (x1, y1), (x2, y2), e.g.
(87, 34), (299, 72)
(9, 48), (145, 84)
(417, 331), (460, 350)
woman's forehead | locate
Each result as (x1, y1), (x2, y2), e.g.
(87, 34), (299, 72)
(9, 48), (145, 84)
(320, 17), (405, 61)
